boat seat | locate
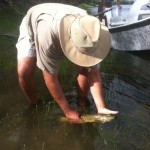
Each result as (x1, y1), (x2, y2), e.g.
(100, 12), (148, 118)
(109, 16), (126, 27)
(138, 3), (150, 20)
(138, 10), (150, 20)
(126, 0), (150, 24)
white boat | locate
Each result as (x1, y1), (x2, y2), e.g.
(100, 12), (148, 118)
(97, 0), (150, 51)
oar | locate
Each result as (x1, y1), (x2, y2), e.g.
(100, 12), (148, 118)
(94, 7), (114, 17)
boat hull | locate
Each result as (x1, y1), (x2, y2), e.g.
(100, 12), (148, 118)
(109, 16), (150, 51)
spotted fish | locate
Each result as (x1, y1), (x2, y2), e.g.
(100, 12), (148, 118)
(59, 114), (115, 123)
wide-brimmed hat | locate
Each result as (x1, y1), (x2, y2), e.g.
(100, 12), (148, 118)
(59, 14), (111, 67)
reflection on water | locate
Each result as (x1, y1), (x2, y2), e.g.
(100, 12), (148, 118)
(0, 43), (150, 150)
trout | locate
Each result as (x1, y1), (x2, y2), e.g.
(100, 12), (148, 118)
(59, 114), (115, 123)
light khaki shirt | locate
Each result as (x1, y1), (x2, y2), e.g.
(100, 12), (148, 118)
(25, 3), (99, 74)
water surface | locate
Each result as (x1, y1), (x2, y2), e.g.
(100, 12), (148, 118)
(0, 40), (150, 150)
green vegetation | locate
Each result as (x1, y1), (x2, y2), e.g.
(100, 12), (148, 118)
(0, 7), (21, 72)
(0, 37), (16, 72)
(0, 8), (22, 35)
(79, 2), (97, 10)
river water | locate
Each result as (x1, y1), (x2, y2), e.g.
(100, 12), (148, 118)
(0, 37), (149, 150)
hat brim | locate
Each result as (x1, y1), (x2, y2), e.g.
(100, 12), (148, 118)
(59, 15), (111, 67)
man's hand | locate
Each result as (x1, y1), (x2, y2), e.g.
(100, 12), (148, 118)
(43, 71), (83, 124)
(98, 108), (118, 115)
(65, 109), (84, 124)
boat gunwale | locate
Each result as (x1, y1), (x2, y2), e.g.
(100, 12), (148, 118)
(109, 16), (150, 33)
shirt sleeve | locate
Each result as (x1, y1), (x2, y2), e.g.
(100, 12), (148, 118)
(36, 20), (62, 74)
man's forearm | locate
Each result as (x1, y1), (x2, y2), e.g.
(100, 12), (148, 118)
(88, 70), (105, 109)
(42, 71), (71, 114)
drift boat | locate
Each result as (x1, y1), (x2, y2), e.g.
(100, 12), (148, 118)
(97, 0), (150, 51)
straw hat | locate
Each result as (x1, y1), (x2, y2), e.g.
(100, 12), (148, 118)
(59, 14), (111, 67)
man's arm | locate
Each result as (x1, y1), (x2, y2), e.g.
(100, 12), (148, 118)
(42, 70), (81, 121)
(88, 69), (118, 114)
(88, 69), (105, 110)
